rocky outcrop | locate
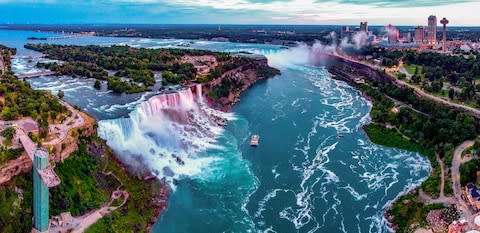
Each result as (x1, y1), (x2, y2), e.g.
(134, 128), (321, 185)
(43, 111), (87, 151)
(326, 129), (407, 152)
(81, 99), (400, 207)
(0, 153), (31, 185)
(325, 55), (393, 84)
(202, 55), (279, 111)
(328, 54), (480, 122)
(49, 112), (97, 162)
(0, 113), (97, 186)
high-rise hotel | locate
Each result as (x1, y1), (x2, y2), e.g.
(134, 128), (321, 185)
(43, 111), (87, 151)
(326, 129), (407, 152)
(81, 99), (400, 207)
(427, 15), (437, 44)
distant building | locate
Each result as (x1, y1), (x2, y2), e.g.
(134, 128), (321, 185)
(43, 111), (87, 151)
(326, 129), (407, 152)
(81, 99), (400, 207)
(465, 183), (480, 210)
(440, 17), (449, 52)
(360, 21), (368, 32)
(414, 26), (425, 43)
(341, 26), (350, 38)
(427, 15), (437, 44)
(387, 24), (400, 44)
(401, 32), (412, 43)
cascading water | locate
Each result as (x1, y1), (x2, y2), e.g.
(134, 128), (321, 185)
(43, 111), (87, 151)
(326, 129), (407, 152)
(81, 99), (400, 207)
(98, 84), (233, 186)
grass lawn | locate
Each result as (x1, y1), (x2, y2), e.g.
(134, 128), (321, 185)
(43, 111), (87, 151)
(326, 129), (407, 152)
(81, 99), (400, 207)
(404, 64), (423, 75)
(364, 123), (428, 154)
(364, 124), (440, 197)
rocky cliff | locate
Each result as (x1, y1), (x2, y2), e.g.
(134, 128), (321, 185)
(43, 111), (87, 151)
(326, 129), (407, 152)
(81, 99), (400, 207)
(324, 55), (393, 84)
(0, 112), (97, 186)
(201, 55), (280, 111)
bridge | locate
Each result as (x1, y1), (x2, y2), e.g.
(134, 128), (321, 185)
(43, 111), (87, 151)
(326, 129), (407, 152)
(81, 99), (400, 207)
(17, 71), (56, 79)
(46, 33), (94, 40)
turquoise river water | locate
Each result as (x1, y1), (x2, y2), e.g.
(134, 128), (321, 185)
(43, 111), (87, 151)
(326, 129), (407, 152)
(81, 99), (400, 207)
(1, 29), (431, 233)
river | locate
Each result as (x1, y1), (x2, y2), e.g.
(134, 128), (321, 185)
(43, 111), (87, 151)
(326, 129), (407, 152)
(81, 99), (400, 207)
(1, 29), (431, 233)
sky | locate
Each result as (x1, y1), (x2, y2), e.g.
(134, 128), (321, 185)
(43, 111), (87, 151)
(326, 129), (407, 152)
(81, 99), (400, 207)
(1, 0), (480, 26)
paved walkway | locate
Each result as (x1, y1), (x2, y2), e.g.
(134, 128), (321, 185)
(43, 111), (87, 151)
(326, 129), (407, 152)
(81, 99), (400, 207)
(6, 100), (86, 161)
(437, 153), (446, 199)
(49, 190), (129, 233)
(44, 100), (85, 146)
(452, 141), (476, 228)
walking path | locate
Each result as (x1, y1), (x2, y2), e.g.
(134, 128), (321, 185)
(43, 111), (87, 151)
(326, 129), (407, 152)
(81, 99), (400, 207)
(417, 154), (456, 205)
(332, 54), (480, 229)
(452, 141), (476, 227)
(333, 54), (480, 119)
(44, 100), (86, 146)
(50, 168), (128, 233)
(437, 153), (446, 199)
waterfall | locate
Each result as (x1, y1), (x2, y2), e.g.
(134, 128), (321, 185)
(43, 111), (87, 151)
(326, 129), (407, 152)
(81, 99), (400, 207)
(98, 84), (233, 186)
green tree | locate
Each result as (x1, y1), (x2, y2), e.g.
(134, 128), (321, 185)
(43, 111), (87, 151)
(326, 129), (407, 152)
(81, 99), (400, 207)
(94, 80), (101, 89)
(448, 88), (455, 100)
(57, 90), (64, 99)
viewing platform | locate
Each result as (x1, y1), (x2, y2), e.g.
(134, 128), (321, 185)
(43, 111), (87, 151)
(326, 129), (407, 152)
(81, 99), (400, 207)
(37, 165), (61, 188)
(34, 149), (61, 188)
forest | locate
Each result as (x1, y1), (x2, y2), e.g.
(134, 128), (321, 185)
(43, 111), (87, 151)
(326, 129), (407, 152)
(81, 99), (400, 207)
(361, 46), (480, 106)
(0, 136), (165, 233)
(357, 79), (478, 233)
(0, 46), (68, 140)
(26, 44), (261, 94)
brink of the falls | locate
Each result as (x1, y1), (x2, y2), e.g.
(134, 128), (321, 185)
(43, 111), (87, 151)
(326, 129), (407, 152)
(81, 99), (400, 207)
(98, 84), (232, 186)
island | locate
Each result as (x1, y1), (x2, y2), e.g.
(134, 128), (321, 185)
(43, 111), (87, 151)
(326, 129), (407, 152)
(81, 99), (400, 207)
(25, 43), (279, 110)
(0, 45), (168, 232)
(0, 42), (280, 232)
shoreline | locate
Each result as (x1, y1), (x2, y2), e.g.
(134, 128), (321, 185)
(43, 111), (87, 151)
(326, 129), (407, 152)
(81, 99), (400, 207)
(327, 68), (422, 232)
(326, 53), (480, 232)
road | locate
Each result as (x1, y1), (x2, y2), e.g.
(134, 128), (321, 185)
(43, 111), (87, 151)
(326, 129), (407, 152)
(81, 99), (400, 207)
(332, 54), (480, 120)
(394, 78), (480, 118)
(452, 140), (476, 227)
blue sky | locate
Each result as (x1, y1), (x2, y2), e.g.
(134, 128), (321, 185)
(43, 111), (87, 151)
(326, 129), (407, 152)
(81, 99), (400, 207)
(1, 0), (480, 26)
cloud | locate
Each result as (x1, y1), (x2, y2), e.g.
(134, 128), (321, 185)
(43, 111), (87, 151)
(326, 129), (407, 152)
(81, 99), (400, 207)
(1, 0), (480, 25)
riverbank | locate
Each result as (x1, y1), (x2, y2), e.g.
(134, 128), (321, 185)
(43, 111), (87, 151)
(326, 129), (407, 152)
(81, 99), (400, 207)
(327, 54), (479, 232)
(202, 55), (280, 111)
(0, 43), (168, 232)
(0, 136), (168, 232)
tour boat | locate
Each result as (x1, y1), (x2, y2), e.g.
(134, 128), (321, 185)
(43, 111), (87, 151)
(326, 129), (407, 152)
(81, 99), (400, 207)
(250, 135), (260, 146)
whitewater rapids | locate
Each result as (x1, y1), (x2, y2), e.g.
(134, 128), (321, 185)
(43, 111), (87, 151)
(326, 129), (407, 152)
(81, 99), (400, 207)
(98, 85), (234, 186)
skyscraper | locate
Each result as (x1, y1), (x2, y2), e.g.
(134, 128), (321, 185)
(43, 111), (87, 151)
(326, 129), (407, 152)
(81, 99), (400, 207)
(414, 26), (425, 43)
(427, 15), (437, 44)
(340, 26), (350, 39)
(360, 21), (368, 32)
(387, 24), (399, 44)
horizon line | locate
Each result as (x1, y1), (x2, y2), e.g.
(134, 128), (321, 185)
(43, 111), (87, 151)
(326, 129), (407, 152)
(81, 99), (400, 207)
(2, 23), (479, 28)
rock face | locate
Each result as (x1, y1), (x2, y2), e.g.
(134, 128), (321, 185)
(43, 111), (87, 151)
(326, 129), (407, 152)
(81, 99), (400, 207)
(0, 113), (97, 186)
(49, 117), (97, 163)
(0, 153), (31, 185)
(202, 55), (278, 111)
(325, 55), (393, 84)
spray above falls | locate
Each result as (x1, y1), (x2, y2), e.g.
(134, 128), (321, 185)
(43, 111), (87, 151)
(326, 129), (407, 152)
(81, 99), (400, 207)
(98, 84), (233, 186)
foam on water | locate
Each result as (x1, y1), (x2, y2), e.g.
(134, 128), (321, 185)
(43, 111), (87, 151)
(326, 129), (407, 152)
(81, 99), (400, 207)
(98, 85), (233, 186)
(6, 32), (432, 233)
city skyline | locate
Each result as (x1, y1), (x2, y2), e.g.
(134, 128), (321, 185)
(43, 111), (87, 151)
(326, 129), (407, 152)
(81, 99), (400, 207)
(1, 0), (480, 26)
